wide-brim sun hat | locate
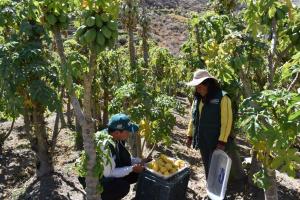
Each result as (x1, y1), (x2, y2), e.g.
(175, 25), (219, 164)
(186, 69), (218, 86)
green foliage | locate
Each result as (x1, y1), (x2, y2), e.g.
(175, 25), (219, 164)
(240, 89), (300, 188)
(281, 52), (300, 83)
(0, 20), (60, 115)
(75, 131), (114, 192)
(81, 0), (120, 18)
(209, 0), (238, 14)
(109, 81), (184, 145)
(0, 0), (18, 37)
(242, 0), (293, 36)
(75, 151), (88, 177)
(148, 46), (185, 95)
(181, 11), (232, 81)
(253, 169), (272, 189)
(39, 0), (79, 29)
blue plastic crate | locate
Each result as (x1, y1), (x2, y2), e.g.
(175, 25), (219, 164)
(135, 168), (190, 200)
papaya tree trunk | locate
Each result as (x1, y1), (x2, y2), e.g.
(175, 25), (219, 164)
(75, 116), (83, 151)
(248, 151), (261, 185)
(24, 107), (32, 136)
(53, 25), (100, 200)
(92, 96), (101, 129)
(128, 25), (136, 75)
(267, 18), (277, 90)
(82, 50), (100, 199)
(103, 88), (109, 127)
(128, 133), (137, 157)
(194, 24), (205, 69)
(264, 168), (278, 200)
(239, 70), (261, 185)
(136, 133), (142, 158)
(262, 17), (278, 199)
(67, 94), (72, 127)
(142, 32), (149, 68)
(127, 5), (141, 156)
(226, 138), (246, 181)
(59, 87), (66, 128)
(50, 110), (61, 156)
(23, 107), (37, 152)
(32, 105), (53, 177)
(91, 97), (97, 131)
(141, 14), (149, 68)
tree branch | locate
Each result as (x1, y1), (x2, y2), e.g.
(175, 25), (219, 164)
(0, 118), (15, 153)
(146, 142), (156, 158)
(52, 25), (86, 127)
(4, 117), (15, 141)
(288, 72), (300, 91)
(267, 18), (278, 89)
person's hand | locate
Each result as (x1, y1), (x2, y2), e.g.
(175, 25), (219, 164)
(186, 137), (192, 148)
(216, 141), (226, 151)
(132, 164), (144, 173)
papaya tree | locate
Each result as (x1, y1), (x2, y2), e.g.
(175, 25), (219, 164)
(96, 48), (128, 128)
(138, 2), (150, 68)
(0, 1), (18, 154)
(0, 0), (62, 177)
(240, 89), (300, 200)
(39, 0), (119, 199)
(120, 0), (138, 77)
(240, 1), (300, 199)
(119, 0), (143, 157)
(109, 81), (184, 158)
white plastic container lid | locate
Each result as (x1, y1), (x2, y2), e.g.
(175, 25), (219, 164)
(207, 149), (232, 200)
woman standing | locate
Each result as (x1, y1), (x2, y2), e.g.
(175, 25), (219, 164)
(186, 69), (233, 178)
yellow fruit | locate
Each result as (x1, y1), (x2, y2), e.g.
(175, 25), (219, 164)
(82, 0), (88, 8)
(163, 171), (170, 176)
(160, 167), (167, 173)
(141, 119), (146, 125)
(157, 159), (165, 166)
(170, 168), (177, 173)
(139, 119), (151, 139)
(152, 162), (159, 171)
(147, 162), (153, 169)
(160, 154), (173, 163)
(165, 163), (172, 170)
(175, 160), (185, 169)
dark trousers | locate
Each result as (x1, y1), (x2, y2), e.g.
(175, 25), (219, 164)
(200, 137), (242, 180)
(78, 172), (139, 200)
(199, 145), (214, 179)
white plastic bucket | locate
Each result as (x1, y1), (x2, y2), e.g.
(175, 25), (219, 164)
(207, 149), (232, 200)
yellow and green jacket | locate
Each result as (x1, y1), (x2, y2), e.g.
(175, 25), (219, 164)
(187, 91), (232, 148)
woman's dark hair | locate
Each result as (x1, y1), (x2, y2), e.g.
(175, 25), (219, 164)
(194, 78), (221, 103)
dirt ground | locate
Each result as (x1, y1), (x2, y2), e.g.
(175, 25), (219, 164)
(1, 98), (300, 200)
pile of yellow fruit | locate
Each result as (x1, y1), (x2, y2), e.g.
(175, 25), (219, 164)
(147, 154), (186, 176)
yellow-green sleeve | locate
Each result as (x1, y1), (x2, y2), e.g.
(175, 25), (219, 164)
(218, 95), (233, 143)
(187, 100), (204, 137)
(187, 101), (194, 137)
